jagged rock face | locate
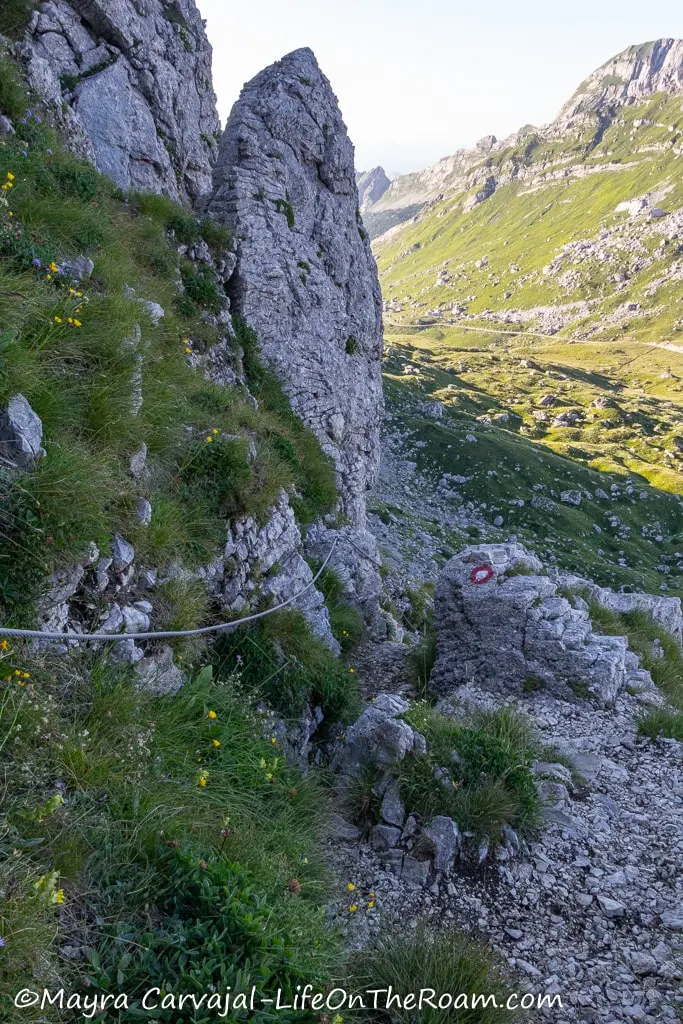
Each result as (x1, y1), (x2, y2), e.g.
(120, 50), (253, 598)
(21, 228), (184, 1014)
(357, 166), (391, 213)
(207, 47), (384, 526)
(20, 0), (219, 199)
(559, 39), (683, 122)
(430, 544), (658, 706)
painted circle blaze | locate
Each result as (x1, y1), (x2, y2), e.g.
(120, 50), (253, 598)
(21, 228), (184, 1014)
(470, 564), (495, 585)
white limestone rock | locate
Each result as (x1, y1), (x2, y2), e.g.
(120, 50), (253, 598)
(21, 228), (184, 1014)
(207, 47), (383, 528)
(22, 0), (219, 199)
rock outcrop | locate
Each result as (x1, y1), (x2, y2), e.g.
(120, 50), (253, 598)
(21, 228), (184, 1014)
(430, 543), (659, 705)
(357, 165), (391, 213)
(558, 38), (683, 123)
(19, 0), (219, 199)
(207, 47), (384, 528)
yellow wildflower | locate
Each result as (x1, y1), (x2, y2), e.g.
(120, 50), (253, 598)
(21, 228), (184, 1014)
(367, 900), (375, 909)
(270, 736), (277, 745)
(206, 435), (213, 443)
(212, 428), (219, 435)
(73, 320), (82, 327)
(207, 710), (217, 720)
(54, 889), (65, 905)
(348, 904), (358, 913)
(6, 172), (14, 181)
(184, 346), (192, 354)
(53, 316), (62, 324)
(0, 640), (9, 651)
(346, 882), (356, 892)
(349, 667), (356, 674)
(212, 738), (221, 748)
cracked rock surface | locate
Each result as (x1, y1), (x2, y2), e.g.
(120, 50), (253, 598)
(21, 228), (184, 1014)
(207, 47), (384, 528)
(21, 0), (219, 199)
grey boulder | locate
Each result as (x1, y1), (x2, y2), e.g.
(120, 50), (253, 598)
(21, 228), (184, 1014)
(0, 395), (44, 469)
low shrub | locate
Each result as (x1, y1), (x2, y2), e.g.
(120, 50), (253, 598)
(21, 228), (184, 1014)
(181, 263), (223, 313)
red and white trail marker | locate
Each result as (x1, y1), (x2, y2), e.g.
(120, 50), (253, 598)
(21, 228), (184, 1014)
(469, 564), (495, 585)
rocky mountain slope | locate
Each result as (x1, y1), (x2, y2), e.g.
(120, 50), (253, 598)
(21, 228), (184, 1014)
(1, 12), (682, 1024)
(361, 38), (683, 240)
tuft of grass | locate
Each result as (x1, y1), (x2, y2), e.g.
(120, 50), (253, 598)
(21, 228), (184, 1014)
(406, 623), (438, 700)
(314, 565), (364, 653)
(339, 760), (382, 837)
(349, 922), (519, 1023)
(638, 707), (683, 742)
(0, 3), (36, 42)
(213, 609), (362, 722)
(0, 443), (123, 617)
(0, 54), (28, 116)
(397, 704), (540, 839)
(522, 675), (546, 693)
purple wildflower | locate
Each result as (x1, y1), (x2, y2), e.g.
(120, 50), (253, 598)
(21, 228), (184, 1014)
(34, 115), (42, 124)
(32, 258), (41, 268)
(19, 118), (27, 125)
(46, 148), (53, 155)
(0, 937), (5, 948)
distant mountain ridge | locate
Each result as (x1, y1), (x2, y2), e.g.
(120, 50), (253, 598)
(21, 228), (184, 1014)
(356, 166), (391, 212)
(360, 38), (683, 239)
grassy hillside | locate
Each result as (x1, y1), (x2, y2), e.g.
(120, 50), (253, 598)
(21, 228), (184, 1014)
(0, 51), (352, 1018)
(377, 95), (683, 325)
(0, 49), (526, 1022)
(373, 90), (682, 596)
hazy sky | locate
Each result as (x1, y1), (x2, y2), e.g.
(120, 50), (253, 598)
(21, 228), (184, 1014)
(198, 1), (682, 175)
